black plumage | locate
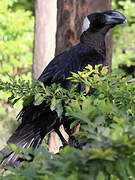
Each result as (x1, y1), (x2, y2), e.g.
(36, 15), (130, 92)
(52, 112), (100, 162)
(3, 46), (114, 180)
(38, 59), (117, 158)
(0, 10), (126, 168)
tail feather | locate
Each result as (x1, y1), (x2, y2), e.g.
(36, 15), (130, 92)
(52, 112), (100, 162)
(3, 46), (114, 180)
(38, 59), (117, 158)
(0, 124), (46, 168)
(1, 150), (20, 168)
(0, 102), (58, 168)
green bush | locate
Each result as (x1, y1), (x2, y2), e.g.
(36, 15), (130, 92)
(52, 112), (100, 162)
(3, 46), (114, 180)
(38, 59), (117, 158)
(112, 0), (135, 75)
(0, 65), (135, 179)
(0, 0), (34, 79)
(0, 0), (34, 147)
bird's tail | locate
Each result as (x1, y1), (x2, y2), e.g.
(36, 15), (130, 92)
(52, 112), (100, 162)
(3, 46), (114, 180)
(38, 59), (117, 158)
(0, 104), (56, 168)
(1, 123), (46, 168)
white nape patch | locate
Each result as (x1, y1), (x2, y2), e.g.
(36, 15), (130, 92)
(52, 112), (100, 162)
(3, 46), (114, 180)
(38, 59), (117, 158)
(82, 17), (90, 33)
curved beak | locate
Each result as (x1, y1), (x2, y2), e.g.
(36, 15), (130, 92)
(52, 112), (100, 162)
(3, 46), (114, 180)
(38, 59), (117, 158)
(104, 10), (127, 25)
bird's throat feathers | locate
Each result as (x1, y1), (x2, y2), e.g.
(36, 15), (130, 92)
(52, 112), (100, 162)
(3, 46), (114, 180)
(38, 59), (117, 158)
(80, 31), (106, 55)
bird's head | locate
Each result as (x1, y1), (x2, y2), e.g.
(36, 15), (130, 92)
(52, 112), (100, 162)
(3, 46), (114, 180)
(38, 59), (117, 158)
(82, 10), (127, 34)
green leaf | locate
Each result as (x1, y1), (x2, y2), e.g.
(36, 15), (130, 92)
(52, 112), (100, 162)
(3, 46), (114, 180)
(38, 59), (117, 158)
(12, 97), (21, 106)
(50, 96), (57, 111)
(100, 66), (109, 75)
(85, 64), (93, 71)
(6, 143), (20, 154)
(127, 156), (135, 178)
(55, 102), (63, 117)
(34, 93), (44, 106)
(72, 131), (88, 137)
(23, 95), (33, 107)
(0, 152), (3, 162)
(96, 171), (105, 180)
(70, 120), (79, 129)
(116, 159), (129, 180)
(104, 162), (114, 174)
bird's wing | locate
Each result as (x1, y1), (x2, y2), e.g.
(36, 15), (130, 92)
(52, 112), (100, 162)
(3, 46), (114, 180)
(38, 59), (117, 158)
(38, 43), (102, 85)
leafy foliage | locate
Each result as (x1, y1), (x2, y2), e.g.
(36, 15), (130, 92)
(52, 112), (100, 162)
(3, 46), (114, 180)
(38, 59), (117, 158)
(12, 0), (35, 13)
(0, 0), (34, 78)
(112, 0), (135, 75)
(0, 65), (135, 179)
(0, 0), (34, 126)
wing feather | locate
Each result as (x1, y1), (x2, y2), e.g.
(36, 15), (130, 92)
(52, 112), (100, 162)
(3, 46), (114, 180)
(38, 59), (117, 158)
(38, 43), (101, 85)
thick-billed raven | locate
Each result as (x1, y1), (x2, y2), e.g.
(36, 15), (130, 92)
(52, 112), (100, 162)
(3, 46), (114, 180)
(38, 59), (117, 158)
(0, 10), (126, 168)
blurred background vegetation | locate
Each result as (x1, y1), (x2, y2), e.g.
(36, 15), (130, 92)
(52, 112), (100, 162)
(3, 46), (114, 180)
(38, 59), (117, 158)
(112, 0), (135, 74)
(0, 0), (135, 158)
(0, 0), (34, 148)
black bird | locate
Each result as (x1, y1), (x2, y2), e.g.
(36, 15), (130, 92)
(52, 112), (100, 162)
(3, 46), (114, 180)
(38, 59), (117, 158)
(0, 10), (126, 168)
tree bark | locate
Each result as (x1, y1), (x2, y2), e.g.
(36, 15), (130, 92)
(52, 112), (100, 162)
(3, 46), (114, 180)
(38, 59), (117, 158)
(33, 0), (57, 79)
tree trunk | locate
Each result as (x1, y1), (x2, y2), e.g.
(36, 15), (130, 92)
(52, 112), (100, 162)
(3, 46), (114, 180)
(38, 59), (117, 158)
(49, 0), (112, 153)
(33, 0), (58, 153)
(33, 0), (57, 79)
